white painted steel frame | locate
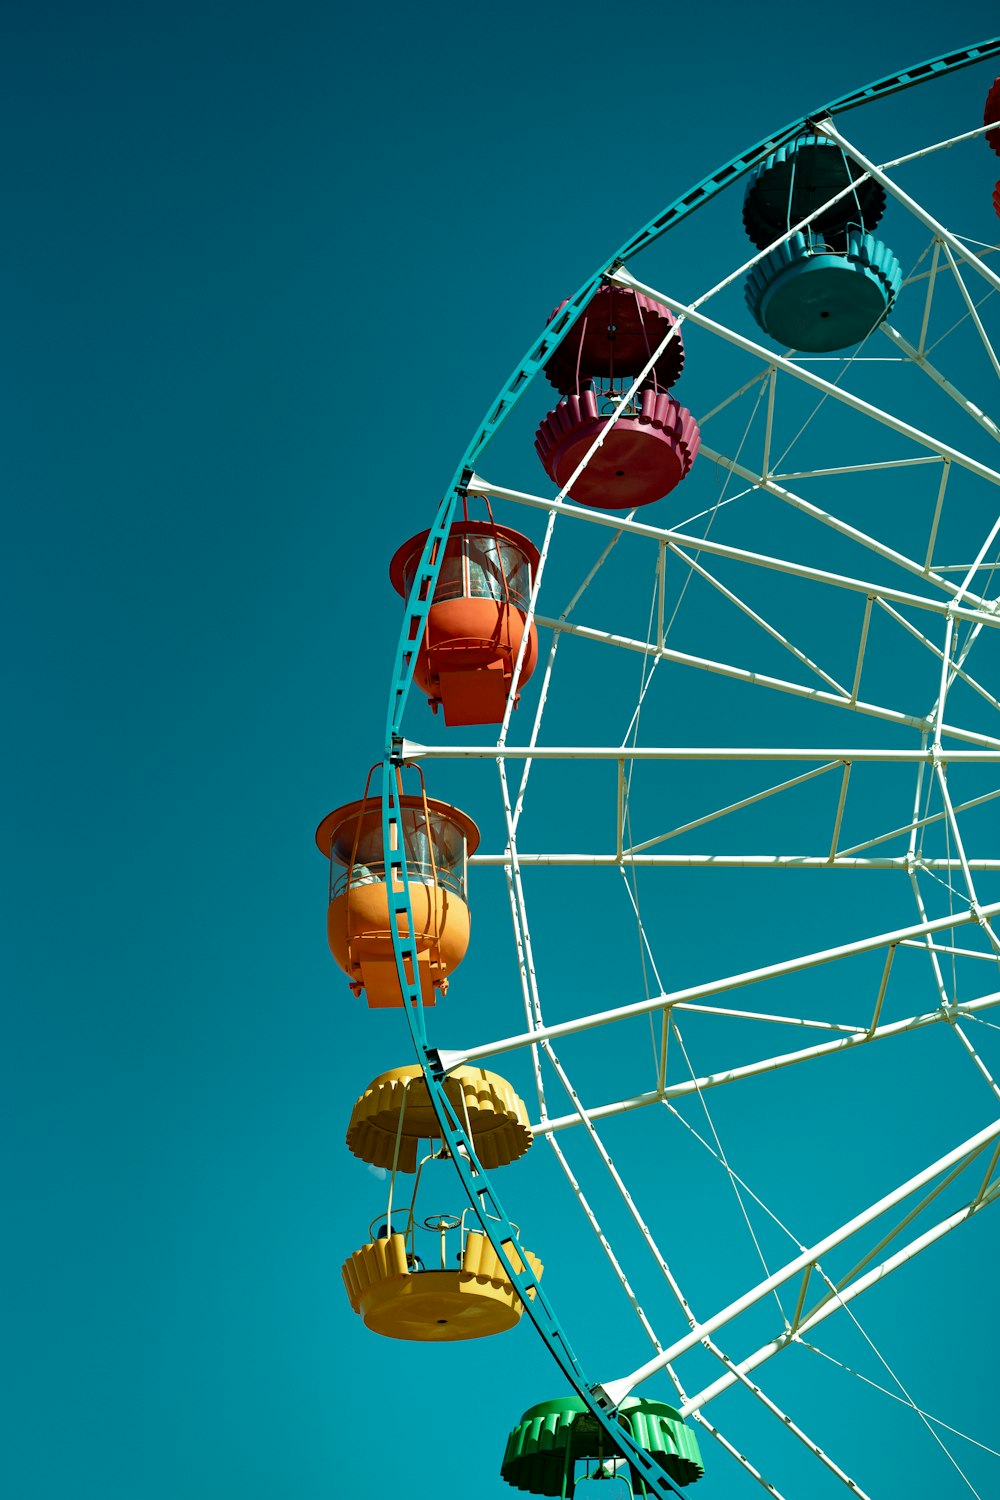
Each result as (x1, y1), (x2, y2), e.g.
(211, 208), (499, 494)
(530, 993), (1000, 1136)
(440, 902), (1000, 1070)
(466, 476), (1000, 629)
(608, 269), (1000, 490)
(418, 99), (1000, 1498)
(595, 1116), (1000, 1408)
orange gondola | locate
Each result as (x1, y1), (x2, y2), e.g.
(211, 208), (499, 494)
(315, 770), (479, 1007)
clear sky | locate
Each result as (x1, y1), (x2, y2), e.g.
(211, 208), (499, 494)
(5, 5), (1000, 1498)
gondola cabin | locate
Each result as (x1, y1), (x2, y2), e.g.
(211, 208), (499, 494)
(390, 522), (540, 726)
(341, 1063), (540, 1341)
(342, 1225), (543, 1342)
(346, 1064), (533, 1172)
(535, 385), (700, 510)
(741, 137), (901, 351)
(744, 229), (902, 351)
(315, 790), (479, 1007)
(501, 1396), (704, 1496)
(741, 134), (887, 251)
(985, 76), (1000, 155)
(542, 285), (685, 394)
(535, 284), (699, 510)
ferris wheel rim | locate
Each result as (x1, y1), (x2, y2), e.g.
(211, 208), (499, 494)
(370, 39), (1000, 1500)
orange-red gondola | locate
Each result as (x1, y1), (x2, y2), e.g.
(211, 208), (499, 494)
(390, 521), (540, 726)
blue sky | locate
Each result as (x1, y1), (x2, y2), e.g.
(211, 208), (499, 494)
(5, 5), (1000, 1498)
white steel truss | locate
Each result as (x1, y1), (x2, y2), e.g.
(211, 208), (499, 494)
(411, 97), (1000, 1500)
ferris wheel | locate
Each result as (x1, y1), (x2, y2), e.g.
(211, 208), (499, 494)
(319, 39), (1000, 1500)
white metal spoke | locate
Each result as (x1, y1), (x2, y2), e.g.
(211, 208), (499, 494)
(881, 325), (995, 441)
(926, 283), (997, 358)
(700, 1336), (872, 1500)
(473, 855), (1000, 871)
(814, 117), (1000, 296)
(918, 238), (941, 355)
(907, 868), (952, 1008)
(953, 1023), (1000, 1103)
(774, 455), (940, 479)
(669, 1016), (786, 1306)
(667, 543), (850, 694)
(924, 458), (949, 570)
(940, 240), (1000, 376)
(827, 761), (852, 859)
(676, 1181), (999, 1419)
(761, 363), (777, 476)
(879, 321), (1000, 442)
(730, 1252), (986, 1499)
(531, 998), (1000, 1137)
(699, 368), (769, 426)
(539, 1033), (695, 1322)
(542, 1126), (667, 1352)
(902, 938), (1000, 964)
(882, 117), (1000, 168)
(933, 759), (993, 929)
(399, 65), (1000, 1500)
(594, 1117), (1000, 1407)
(874, 598), (1000, 713)
(667, 1090), (993, 1491)
(497, 596), (703, 1335)
(839, 780), (1000, 859)
(439, 906), (1000, 1071)
(624, 762), (840, 855)
(408, 743), (1000, 763)
(609, 268), (1000, 491)
(507, 522), (626, 836)
(691, 1413), (787, 1500)
(468, 475), (1000, 628)
(527, 615), (1000, 747)
(697, 443), (988, 601)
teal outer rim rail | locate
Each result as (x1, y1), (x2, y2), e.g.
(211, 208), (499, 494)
(377, 39), (1000, 1496)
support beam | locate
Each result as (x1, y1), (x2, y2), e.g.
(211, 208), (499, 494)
(594, 1117), (1000, 1408)
(466, 474), (1000, 627)
(678, 1184), (999, 1415)
(436, 905), (1000, 1071)
(530, 994), (1000, 1136)
(405, 742), (1000, 764)
(607, 268), (1000, 491)
(469, 854), (1000, 870)
(695, 443), (988, 605)
(815, 118), (1000, 297)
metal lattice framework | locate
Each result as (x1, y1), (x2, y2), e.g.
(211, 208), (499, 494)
(378, 38), (1000, 1500)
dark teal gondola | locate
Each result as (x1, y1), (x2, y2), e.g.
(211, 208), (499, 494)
(745, 229), (902, 352)
(742, 134), (886, 249)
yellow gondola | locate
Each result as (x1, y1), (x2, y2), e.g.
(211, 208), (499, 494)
(342, 1227), (543, 1342)
(346, 1064), (532, 1172)
(340, 1063), (540, 1340)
